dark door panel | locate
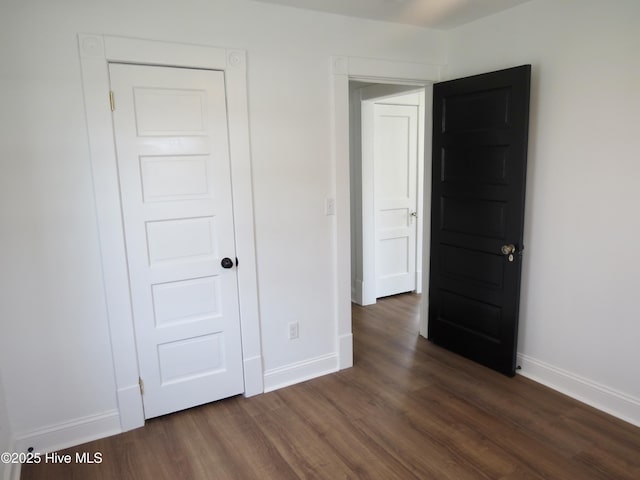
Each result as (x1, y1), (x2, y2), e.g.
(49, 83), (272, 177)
(428, 65), (531, 377)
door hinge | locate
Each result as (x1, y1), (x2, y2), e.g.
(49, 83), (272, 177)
(138, 377), (144, 396)
(109, 91), (115, 111)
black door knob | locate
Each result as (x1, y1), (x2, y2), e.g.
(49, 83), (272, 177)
(221, 257), (234, 269)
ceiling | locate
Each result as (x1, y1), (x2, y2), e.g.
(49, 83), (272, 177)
(252, 0), (532, 30)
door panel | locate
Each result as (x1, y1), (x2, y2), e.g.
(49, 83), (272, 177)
(428, 65), (531, 376)
(109, 63), (244, 418)
(374, 103), (419, 298)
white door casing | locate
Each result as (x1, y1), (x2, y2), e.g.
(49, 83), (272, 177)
(109, 64), (244, 418)
(374, 103), (419, 298)
(331, 56), (441, 347)
(80, 35), (262, 432)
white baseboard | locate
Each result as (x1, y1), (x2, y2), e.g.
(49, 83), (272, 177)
(7, 410), (120, 480)
(6, 463), (18, 480)
(12, 410), (121, 457)
(1, 456), (11, 480)
(243, 355), (264, 397)
(263, 353), (338, 393)
(338, 333), (353, 369)
(517, 353), (640, 428)
(0, 433), (9, 480)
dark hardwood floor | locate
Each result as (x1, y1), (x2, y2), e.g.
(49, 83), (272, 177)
(22, 293), (640, 479)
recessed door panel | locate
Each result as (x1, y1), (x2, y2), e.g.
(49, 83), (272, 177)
(134, 87), (207, 136)
(146, 217), (216, 264)
(140, 155), (210, 202)
(376, 115), (411, 198)
(439, 291), (502, 342)
(442, 146), (509, 185)
(440, 245), (504, 291)
(378, 237), (410, 277)
(158, 333), (225, 384)
(440, 197), (506, 239)
(152, 276), (222, 327)
(442, 88), (511, 132)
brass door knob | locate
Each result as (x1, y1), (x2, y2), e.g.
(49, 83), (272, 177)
(501, 244), (516, 255)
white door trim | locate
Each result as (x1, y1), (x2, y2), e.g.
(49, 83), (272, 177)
(360, 98), (377, 306)
(331, 56), (443, 366)
(79, 34), (263, 432)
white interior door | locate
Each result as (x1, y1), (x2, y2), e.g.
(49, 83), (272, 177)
(374, 103), (419, 298)
(109, 63), (244, 419)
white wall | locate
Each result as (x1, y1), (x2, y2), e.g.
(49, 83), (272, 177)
(0, 370), (11, 480)
(0, 0), (445, 448)
(446, 0), (640, 424)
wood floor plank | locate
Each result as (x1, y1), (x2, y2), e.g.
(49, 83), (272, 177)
(410, 382), (613, 480)
(250, 404), (358, 479)
(21, 293), (640, 480)
(199, 399), (301, 479)
(276, 382), (417, 480)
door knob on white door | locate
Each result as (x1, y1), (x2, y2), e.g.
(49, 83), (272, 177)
(221, 257), (234, 269)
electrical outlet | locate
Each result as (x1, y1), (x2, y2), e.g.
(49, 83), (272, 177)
(288, 322), (299, 340)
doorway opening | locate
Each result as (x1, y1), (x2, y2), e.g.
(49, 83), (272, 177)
(330, 56), (441, 370)
(349, 81), (428, 312)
